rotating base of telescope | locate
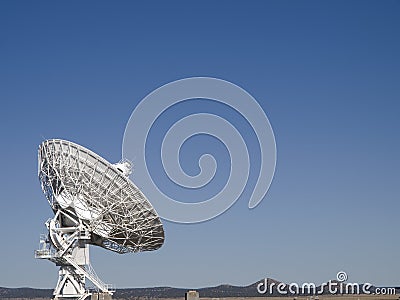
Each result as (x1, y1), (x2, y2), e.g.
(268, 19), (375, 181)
(35, 211), (114, 300)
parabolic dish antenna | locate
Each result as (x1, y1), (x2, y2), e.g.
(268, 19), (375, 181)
(35, 139), (164, 300)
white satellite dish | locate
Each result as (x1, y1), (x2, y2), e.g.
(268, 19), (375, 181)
(35, 139), (164, 300)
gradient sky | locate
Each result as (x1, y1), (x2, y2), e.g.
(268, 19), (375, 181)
(0, 0), (399, 290)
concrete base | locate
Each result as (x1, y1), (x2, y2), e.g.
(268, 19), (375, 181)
(91, 292), (112, 300)
(185, 290), (200, 300)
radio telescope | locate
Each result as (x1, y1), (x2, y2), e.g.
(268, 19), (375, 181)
(35, 139), (164, 300)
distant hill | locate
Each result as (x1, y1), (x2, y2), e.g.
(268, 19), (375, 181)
(0, 287), (52, 298)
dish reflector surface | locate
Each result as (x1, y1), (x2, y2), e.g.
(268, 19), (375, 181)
(38, 139), (164, 254)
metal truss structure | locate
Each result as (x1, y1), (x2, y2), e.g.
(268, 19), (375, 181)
(35, 139), (165, 300)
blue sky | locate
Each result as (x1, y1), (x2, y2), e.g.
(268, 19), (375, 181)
(0, 0), (399, 289)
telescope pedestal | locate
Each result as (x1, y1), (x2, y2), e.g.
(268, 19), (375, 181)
(53, 246), (88, 300)
(54, 266), (86, 299)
